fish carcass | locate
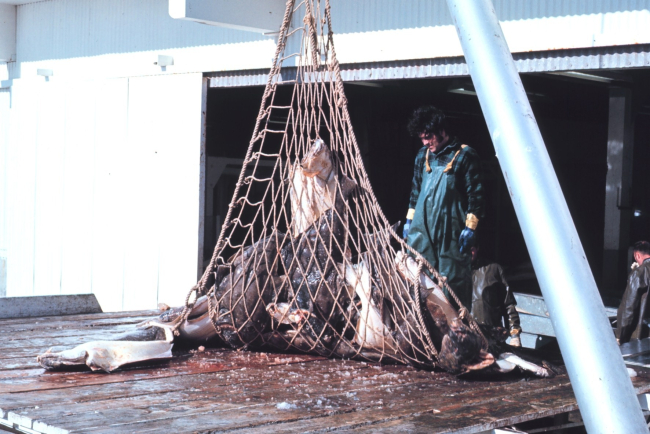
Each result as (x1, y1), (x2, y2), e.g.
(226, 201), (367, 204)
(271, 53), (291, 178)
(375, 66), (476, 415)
(37, 326), (174, 372)
(344, 260), (396, 352)
(35, 137), (557, 378)
(394, 250), (557, 377)
(279, 138), (358, 354)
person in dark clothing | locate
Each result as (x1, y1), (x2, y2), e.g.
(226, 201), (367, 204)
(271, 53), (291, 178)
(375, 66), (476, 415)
(470, 247), (522, 347)
(403, 106), (485, 309)
(616, 241), (650, 344)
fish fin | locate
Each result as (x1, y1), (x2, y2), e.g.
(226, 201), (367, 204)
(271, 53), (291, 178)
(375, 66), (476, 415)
(339, 175), (358, 197)
(463, 350), (496, 372)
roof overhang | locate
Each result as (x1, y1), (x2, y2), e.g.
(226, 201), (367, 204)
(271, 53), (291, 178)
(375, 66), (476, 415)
(169, 0), (286, 34)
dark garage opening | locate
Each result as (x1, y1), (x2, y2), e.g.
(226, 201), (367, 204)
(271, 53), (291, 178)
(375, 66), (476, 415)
(203, 71), (650, 305)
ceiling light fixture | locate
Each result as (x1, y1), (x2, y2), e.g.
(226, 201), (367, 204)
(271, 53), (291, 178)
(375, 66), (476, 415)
(546, 71), (614, 83)
(448, 87), (477, 96)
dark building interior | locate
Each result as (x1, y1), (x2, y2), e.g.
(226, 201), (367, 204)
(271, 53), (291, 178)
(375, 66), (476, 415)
(204, 71), (650, 306)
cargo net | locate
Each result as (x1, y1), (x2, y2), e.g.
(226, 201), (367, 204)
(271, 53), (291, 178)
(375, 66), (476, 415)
(180, 0), (487, 370)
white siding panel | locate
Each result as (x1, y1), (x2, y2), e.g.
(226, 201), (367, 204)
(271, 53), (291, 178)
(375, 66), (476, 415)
(13, 0), (650, 80)
(153, 75), (203, 308)
(6, 74), (202, 310)
(122, 73), (202, 310)
(89, 78), (129, 313)
(0, 88), (10, 297)
(59, 81), (97, 296)
(121, 77), (160, 311)
(32, 81), (65, 295)
(6, 81), (37, 296)
(16, 0), (275, 80)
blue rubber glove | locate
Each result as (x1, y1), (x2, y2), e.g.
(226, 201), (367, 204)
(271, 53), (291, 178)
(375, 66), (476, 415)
(403, 219), (412, 240)
(458, 227), (476, 254)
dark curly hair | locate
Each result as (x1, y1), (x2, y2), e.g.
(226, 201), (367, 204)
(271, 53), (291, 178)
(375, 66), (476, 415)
(407, 106), (449, 137)
(634, 241), (650, 256)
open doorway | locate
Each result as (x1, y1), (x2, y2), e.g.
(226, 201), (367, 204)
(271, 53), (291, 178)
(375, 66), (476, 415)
(202, 71), (650, 302)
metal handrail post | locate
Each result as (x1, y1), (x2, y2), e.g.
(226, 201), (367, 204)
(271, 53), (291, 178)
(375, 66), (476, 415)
(444, 0), (648, 432)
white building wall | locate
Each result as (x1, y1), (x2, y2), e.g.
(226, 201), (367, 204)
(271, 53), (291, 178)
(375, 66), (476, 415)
(11, 0), (650, 82)
(14, 0), (276, 81)
(3, 0), (650, 310)
(5, 73), (203, 311)
(332, 0), (650, 64)
(0, 88), (9, 297)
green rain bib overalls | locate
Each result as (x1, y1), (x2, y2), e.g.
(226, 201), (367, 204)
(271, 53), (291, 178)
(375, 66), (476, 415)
(406, 141), (484, 309)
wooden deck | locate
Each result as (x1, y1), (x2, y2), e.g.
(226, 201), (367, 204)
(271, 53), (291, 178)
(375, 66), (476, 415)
(1, 311), (649, 434)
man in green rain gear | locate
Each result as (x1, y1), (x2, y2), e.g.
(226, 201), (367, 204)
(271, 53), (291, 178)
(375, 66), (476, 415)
(403, 106), (485, 309)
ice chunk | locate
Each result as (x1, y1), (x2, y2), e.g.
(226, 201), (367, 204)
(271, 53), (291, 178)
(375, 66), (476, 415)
(276, 402), (297, 410)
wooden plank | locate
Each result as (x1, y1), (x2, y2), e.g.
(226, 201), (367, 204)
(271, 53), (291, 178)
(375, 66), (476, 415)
(3, 355), (358, 433)
(8, 353), (569, 433)
(0, 356), (44, 371)
(73, 374), (572, 433)
(0, 325), (148, 354)
(0, 349), (323, 394)
(28, 375), (442, 432)
(0, 321), (157, 348)
(4, 312), (650, 434)
(346, 391), (579, 433)
(6, 361), (373, 432)
(0, 311), (158, 334)
(0, 358), (375, 416)
(258, 377), (575, 434)
(0, 310), (158, 329)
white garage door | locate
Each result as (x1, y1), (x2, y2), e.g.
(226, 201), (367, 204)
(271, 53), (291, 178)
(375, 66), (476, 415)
(4, 73), (204, 311)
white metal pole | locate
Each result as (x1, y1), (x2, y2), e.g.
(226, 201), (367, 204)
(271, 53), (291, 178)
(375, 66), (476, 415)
(444, 0), (648, 432)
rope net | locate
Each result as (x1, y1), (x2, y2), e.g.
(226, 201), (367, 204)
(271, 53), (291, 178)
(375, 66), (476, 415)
(182, 0), (487, 371)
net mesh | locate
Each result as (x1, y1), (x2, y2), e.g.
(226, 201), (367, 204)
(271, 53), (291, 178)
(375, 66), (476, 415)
(180, 0), (487, 369)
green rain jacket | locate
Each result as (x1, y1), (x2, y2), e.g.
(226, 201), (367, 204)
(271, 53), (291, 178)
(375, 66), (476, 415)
(406, 138), (484, 309)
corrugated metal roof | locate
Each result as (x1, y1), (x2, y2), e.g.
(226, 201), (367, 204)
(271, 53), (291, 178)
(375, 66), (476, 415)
(13, 0), (650, 81)
(208, 44), (650, 87)
(327, 0), (650, 64)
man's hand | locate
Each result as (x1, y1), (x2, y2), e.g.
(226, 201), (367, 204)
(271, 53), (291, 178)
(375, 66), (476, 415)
(403, 219), (412, 240)
(458, 227), (476, 254)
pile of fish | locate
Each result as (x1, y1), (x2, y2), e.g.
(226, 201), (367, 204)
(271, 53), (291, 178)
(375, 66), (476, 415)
(38, 139), (557, 378)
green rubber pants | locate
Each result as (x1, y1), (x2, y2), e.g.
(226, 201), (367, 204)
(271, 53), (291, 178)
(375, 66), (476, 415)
(406, 161), (472, 309)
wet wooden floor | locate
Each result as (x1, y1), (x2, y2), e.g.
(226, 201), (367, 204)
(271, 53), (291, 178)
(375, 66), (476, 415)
(1, 311), (649, 434)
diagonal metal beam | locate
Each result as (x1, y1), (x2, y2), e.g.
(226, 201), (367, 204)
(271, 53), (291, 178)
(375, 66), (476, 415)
(444, 0), (648, 432)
